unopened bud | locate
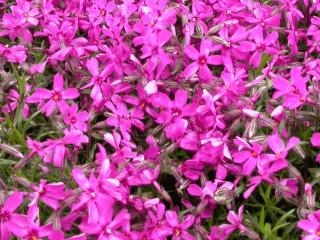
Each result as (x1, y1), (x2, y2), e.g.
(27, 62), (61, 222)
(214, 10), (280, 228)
(208, 24), (223, 35)
(214, 188), (233, 204)
(12, 176), (31, 187)
(53, 212), (61, 230)
(244, 118), (257, 139)
(258, 114), (277, 128)
(244, 229), (261, 240)
(195, 22), (203, 37)
(293, 144), (305, 159)
(209, 36), (230, 47)
(0, 143), (24, 158)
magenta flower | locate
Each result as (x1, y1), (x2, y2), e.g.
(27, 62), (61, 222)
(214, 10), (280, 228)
(272, 67), (309, 109)
(104, 130), (137, 164)
(29, 179), (65, 210)
(2, 88), (29, 118)
(42, 130), (88, 167)
(160, 211), (195, 240)
(11, 0), (39, 26)
(10, 205), (52, 240)
(27, 73), (79, 116)
(79, 208), (130, 239)
(219, 205), (247, 237)
(267, 134), (300, 168)
(311, 132), (320, 162)
(249, 29), (278, 68)
(139, 29), (172, 78)
(151, 90), (194, 140)
(0, 192), (24, 240)
(98, 158), (126, 202)
(81, 58), (113, 106)
(105, 100), (145, 141)
(63, 105), (90, 132)
(187, 181), (217, 199)
(232, 137), (264, 176)
(183, 39), (222, 81)
(72, 167), (114, 224)
(298, 210), (320, 240)
(49, 230), (86, 240)
(183, 0), (213, 40)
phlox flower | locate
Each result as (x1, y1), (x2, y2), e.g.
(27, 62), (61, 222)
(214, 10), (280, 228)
(63, 104), (90, 132)
(0, 192), (24, 240)
(183, 39), (222, 81)
(27, 73), (79, 116)
(298, 210), (320, 240)
(9, 206), (52, 240)
(29, 179), (65, 210)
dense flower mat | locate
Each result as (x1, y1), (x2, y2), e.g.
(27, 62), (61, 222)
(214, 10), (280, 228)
(0, 0), (320, 239)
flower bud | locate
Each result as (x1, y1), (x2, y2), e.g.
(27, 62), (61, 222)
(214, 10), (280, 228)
(214, 188), (233, 204)
(208, 24), (223, 35)
(0, 143), (24, 159)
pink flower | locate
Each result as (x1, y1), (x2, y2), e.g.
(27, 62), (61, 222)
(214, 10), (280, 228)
(0, 192), (24, 240)
(183, 0), (213, 41)
(272, 67), (309, 109)
(2, 88), (29, 118)
(49, 230), (86, 240)
(139, 29), (172, 78)
(11, 0), (39, 26)
(81, 58), (113, 105)
(42, 130), (88, 167)
(160, 211), (195, 240)
(10, 205), (52, 240)
(311, 132), (320, 162)
(151, 90), (194, 140)
(79, 208), (130, 239)
(105, 100), (145, 141)
(183, 39), (222, 81)
(216, 205), (247, 239)
(298, 210), (320, 240)
(27, 73), (79, 116)
(248, 28), (278, 68)
(63, 105), (90, 132)
(232, 137), (264, 176)
(29, 179), (65, 210)
(72, 167), (114, 224)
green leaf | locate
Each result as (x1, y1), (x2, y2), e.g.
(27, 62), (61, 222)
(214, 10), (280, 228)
(259, 207), (265, 233)
(0, 158), (16, 165)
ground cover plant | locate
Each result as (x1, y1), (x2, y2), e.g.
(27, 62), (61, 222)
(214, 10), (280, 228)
(0, 0), (320, 239)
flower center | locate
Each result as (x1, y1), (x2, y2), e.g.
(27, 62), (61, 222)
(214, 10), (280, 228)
(300, 96), (306, 102)
(174, 228), (181, 236)
(90, 192), (96, 199)
(105, 227), (112, 234)
(28, 230), (39, 240)
(259, 44), (266, 51)
(198, 56), (207, 65)
(52, 92), (61, 101)
(100, 9), (106, 16)
(251, 151), (257, 157)
(71, 117), (77, 124)
(152, 47), (158, 55)
(0, 210), (10, 222)
(172, 108), (181, 118)
(38, 188), (45, 196)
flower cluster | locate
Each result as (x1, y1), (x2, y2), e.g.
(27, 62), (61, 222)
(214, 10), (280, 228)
(0, 0), (320, 239)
